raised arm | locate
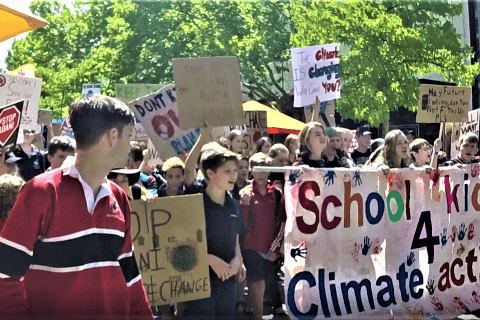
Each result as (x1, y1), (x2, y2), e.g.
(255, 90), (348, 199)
(185, 122), (212, 186)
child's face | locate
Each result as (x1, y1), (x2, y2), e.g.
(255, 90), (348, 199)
(260, 140), (272, 154)
(251, 170), (269, 186)
(326, 136), (341, 152)
(412, 144), (431, 166)
(459, 140), (478, 163)
(48, 150), (75, 170)
(307, 126), (327, 153)
(112, 173), (129, 194)
(112, 124), (135, 169)
(341, 132), (353, 152)
(395, 134), (409, 159)
(271, 152), (289, 167)
(356, 134), (371, 149)
(230, 135), (244, 153)
(288, 139), (299, 153)
(165, 167), (184, 191)
(208, 160), (238, 191)
(236, 159), (249, 181)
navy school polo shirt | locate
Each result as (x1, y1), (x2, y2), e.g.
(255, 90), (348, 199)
(203, 191), (243, 282)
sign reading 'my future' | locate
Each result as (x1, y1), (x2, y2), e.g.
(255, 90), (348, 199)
(291, 43), (341, 108)
(417, 84), (471, 123)
(172, 56), (244, 130)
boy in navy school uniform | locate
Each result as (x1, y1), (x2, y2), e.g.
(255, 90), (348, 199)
(184, 144), (246, 320)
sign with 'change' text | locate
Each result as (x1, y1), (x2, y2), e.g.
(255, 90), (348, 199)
(291, 43), (341, 108)
(285, 166), (480, 319)
(130, 195), (210, 306)
(128, 84), (201, 161)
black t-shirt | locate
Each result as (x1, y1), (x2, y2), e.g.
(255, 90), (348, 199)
(350, 149), (371, 166)
(203, 191), (244, 281)
(13, 147), (46, 182)
(322, 154), (345, 168)
(293, 151), (325, 168)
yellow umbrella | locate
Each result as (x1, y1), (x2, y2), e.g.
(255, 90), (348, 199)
(243, 100), (306, 134)
(0, 4), (48, 43)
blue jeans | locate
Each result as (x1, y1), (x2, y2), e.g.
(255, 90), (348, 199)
(184, 278), (237, 320)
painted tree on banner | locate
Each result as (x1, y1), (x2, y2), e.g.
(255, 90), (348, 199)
(290, 0), (480, 127)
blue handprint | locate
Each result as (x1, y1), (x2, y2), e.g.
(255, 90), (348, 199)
(324, 171), (336, 186)
(440, 228), (448, 246)
(406, 251), (415, 266)
(361, 236), (371, 256)
(353, 171), (362, 186)
(458, 223), (467, 241)
(288, 169), (301, 186)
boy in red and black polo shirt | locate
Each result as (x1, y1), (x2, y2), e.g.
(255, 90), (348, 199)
(0, 95), (152, 319)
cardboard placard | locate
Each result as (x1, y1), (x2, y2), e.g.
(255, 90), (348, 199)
(37, 109), (51, 125)
(224, 111), (268, 153)
(0, 100), (23, 153)
(115, 84), (166, 141)
(172, 56), (244, 130)
(0, 73), (42, 131)
(147, 139), (163, 166)
(417, 84), (471, 123)
(130, 195), (210, 306)
(291, 43), (341, 108)
(128, 84), (201, 161)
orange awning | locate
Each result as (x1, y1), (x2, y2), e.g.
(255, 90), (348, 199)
(243, 100), (305, 134)
(0, 4), (48, 43)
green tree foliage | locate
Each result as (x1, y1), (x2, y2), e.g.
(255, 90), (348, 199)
(135, 0), (293, 106)
(5, 0), (136, 118)
(290, 0), (480, 126)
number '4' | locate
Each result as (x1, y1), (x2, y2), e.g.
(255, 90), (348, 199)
(411, 211), (440, 264)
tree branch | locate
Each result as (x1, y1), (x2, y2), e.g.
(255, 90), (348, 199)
(264, 62), (289, 97)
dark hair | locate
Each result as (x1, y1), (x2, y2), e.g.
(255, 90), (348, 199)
(255, 137), (273, 153)
(48, 136), (76, 156)
(201, 145), (239, 181)
(129, 146), (144, 163)
(69, 95), (134, 150)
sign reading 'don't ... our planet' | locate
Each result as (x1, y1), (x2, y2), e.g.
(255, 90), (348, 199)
(172, 56), (244, 130)
(417, 84), (471, 123)
(130, 194), (210, 306)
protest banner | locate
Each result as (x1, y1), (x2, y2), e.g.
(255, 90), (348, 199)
(284, 165), (480, 319)
(0, 100), (23, 153)
(130, 195), (210, 306)
(172, 56), (244, 130)
(115, 83), (165, 141)
(37, 109), (51, 125)
(0, 73), (42, 131)
(9, 62), (36, 78)
(128, 84), (201, 161)
(450, 109), (480, 159)
(291, 43), (340, 108)
(82, 84), (101, 98)
(417, 85), (471, 123)
(147, 139), (163, 166)
(224, 110), (268, 154)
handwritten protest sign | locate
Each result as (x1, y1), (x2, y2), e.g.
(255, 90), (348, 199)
(284, 166), (480, 319)
(0, 73), (42, 131)
(147, 139), (163, 166)
(417, 84), (471, 123)
(82, 84), (101, 98)
(115, 84), (165, 141)
(172, 56), (244, 130)
(291, 43), (340, 108)
(224, 111), (268, 154)
(0, 100), (23, 153)
(130, 195), (210, 306)
(128, 84), (201, 161)
(450, 109), (480, 159)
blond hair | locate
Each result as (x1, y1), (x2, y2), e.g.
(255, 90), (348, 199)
(0, 175), (24, 220)
(162, 157), (185, 173)
(249, 152), (271, 168)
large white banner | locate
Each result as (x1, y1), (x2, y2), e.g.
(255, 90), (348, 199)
(285, 166), (480, 319)
(291, 43), (340, 108)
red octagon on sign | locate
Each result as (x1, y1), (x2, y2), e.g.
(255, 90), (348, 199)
(0, 106), (21, 147)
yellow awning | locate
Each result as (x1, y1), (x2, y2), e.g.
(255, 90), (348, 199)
(0, 4), (48, 43)
(243, 100), (305, 134)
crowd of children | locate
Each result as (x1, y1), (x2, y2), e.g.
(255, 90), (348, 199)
(0, 94), (479, 320)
